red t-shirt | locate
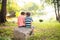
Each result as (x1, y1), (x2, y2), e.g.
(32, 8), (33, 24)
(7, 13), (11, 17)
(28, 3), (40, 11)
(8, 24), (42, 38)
(18, 15), (25, 27)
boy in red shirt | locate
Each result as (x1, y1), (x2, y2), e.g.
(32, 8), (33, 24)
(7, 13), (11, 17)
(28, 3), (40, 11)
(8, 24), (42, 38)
(18, 12), (25, 27)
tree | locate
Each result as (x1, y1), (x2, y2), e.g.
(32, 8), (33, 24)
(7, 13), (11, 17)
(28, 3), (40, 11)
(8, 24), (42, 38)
(53, 0), (60, 22)
(7, 0), (21, 17)
(0, 0), (7, 23)
(23, 2), (39, 15)
(0, 0), (2, 10)
(45, 0), (53, 5)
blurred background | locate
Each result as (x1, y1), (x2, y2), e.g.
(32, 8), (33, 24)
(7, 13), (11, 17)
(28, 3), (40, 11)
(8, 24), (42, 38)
(0, 0), (60, 40)
(0, 0), (57, 23)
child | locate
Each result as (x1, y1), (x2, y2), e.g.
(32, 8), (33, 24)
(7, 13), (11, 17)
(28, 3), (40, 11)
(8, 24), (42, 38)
(25, 12), (34, 35)
(18, 12), (25, 28)
(25, 12), (33, 28)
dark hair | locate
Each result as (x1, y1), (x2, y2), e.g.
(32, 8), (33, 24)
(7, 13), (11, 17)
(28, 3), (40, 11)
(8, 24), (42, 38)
(26, 12), (31, 16)
(21, 12), (25, 15)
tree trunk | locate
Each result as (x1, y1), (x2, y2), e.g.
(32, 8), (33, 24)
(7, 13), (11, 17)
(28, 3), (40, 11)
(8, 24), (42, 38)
(53, 0), (60, 22)
(0, 0), (7, 23)
(56, 0), (60, 22)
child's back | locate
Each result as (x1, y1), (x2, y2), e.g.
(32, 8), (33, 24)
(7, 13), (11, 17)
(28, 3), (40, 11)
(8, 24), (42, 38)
(18, 12), (25, 27)
(25, 12), (33, 28)
(25, 16), (32, 28)
(25, 12), (34, 35)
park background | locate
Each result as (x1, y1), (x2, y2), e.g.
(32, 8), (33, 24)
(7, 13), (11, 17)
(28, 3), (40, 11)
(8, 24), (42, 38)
(0, 0), (60, 40)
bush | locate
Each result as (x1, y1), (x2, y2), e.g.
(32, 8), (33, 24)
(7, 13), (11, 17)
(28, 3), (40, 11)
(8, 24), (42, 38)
(0, 28), (13, 38)
(39, 19), (43, 22)
(0, 37), (11, 40)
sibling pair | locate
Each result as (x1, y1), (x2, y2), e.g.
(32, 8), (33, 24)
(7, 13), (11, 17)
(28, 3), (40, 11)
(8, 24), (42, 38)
(18, 12), (33, 28)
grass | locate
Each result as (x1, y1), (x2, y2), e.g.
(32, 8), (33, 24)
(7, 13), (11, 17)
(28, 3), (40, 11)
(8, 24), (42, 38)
(28, 20), (60, 40)
(0, 20), (60, 40)
(0, 22), (17, 27)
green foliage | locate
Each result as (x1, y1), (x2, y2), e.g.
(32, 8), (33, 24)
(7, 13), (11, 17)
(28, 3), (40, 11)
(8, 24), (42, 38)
(0, 4), (1, 10)
(0, 22), (17, 26)
(7, 0), (21, 14)
(28, 21), (60, 40)
(0, 37), (11, 40)
(23, 2), (39, 15)
(45, 0), (53, 5)
(1, 0), (51, 16)
(0, 28), (13, 37)
(0, 27), (13, 40)
(0, 20), (60, 40)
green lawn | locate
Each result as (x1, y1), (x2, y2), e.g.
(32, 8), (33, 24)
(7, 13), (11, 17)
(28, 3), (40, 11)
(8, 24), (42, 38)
(28, 21), (60, 40)
(0, 20), (60, 40)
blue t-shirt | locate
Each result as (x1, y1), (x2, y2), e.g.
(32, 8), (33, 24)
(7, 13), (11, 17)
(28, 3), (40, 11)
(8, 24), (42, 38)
(25, 16), (33, 28)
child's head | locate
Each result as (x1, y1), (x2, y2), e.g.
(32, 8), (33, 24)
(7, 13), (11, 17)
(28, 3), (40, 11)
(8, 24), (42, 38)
(26, 12), (31, 17)
(21, 12), (25, 15)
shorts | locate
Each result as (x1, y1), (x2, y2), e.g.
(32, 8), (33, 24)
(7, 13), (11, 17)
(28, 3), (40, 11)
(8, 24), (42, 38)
(18, 26), (26, 28)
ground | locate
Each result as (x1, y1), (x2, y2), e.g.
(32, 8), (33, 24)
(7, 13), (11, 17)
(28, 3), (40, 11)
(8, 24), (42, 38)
(0, 20), (60, 40)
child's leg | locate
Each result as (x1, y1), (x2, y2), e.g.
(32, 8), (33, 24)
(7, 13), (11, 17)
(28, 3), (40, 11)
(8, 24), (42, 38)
(31, 26), (34, 34)
(29, 26), (34, 35)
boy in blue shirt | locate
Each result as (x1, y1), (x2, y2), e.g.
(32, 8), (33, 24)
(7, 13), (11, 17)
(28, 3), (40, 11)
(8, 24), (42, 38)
(25, 12), (34, 35)
(25, 12), (33, 28)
